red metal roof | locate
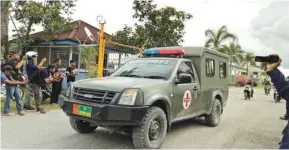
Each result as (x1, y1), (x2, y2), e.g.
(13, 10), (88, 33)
(30, 20), (111, 44)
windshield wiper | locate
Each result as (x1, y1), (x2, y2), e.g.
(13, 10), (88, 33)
(143, 75), (167, 80)
(116, 74), (143, 78)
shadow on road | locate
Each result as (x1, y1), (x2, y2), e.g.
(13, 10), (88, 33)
(55, 118), (206, 149)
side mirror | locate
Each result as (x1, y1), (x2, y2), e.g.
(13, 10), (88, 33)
(175, 73), (192, 84)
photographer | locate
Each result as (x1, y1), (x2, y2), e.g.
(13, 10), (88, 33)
(50, 58), (64, 104)
(280, 76), (289, 120)
(1, 65), (28, 116)
(266, 55), (289, 149)
(27, 64), (56, 114)
(24, 52), (46, 110)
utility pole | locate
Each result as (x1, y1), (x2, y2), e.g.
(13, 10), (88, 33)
(97, 15), (106, 78)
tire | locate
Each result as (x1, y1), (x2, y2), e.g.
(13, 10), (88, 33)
(19, 88), (24, 100)
(205, 99), (222, 127)
(69, 117), (97, 133)
(132, 106), (167, 149)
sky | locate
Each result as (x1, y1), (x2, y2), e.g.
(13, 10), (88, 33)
(8, 0), (289, 74)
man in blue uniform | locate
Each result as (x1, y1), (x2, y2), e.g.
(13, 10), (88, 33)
(266, 55), (289, 149)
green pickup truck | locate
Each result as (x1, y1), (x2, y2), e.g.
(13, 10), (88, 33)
(59, 46), (229, 149)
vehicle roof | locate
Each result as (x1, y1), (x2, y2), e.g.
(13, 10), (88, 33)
(139, 57), (185, 61)
(146, 46), (229, 59)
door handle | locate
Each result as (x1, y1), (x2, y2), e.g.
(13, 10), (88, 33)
(193, 87), (198, 91)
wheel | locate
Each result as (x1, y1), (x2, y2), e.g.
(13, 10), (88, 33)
(205, 99), (222, 127)
(132, 106), (167, 149)
(19, 88), (24, 100)
(0, 85), (6, 97)
(69, 117), (97, 133)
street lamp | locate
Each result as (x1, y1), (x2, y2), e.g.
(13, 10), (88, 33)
(97, 15), (106, 78)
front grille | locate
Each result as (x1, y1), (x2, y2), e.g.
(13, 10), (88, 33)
(73, 87), (118, 104)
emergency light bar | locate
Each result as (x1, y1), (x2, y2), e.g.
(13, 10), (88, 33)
(143, 48), (185, 56)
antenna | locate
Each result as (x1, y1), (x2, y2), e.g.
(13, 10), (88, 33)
(84, 27), (96, 42)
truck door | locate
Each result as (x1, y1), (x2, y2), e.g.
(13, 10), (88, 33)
(172, 61), (201, 120)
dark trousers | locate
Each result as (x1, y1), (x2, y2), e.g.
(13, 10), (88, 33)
(50, 81), (62, 104)
(285, 100), (289, 117)
(280, 122), (289, 149)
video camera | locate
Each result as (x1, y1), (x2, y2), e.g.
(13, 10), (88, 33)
(255, 55), (280, 64)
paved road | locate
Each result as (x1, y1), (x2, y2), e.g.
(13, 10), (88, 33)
(1, 88), (287, 149)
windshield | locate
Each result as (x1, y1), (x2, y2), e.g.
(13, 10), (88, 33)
(111, 59), (177, 80)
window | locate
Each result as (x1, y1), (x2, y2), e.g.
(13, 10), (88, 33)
(219, 62), (226, 78)
(177, 62), (195, 82)
(111, 59), (177, 80)
(206, 58), (215, 77)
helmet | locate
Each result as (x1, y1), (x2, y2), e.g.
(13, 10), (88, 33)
(25, 51), (38, 60)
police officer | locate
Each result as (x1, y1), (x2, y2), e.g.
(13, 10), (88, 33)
(266, 55), (289, 149)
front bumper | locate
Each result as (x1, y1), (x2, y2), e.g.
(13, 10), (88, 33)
(59, 95), (148, 126)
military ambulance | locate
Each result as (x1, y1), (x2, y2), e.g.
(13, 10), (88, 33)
(59, 46), (229, 149)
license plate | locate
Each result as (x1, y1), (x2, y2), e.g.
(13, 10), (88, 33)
(72, 104), (92, 118)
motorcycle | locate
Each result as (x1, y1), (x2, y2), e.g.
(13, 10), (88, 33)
(0, 84), (25, 101)
(244, 85), (253, 100)
(265, 85), (271, 95)
(274, 89), (282, 103)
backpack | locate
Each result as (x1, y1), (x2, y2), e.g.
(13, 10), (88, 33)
(30, 69), (46, 88)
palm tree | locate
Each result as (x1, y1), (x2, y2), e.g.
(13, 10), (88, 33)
(221, 42), (243, 78)
(241, 52), (256, 75)
(205, 25), (238, 51)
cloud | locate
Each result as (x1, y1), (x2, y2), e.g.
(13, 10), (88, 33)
(279, 66), (289, 77)
(250, 0), (289, 68)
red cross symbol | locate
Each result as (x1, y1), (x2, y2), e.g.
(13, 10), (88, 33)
(183, 92), (191, 107)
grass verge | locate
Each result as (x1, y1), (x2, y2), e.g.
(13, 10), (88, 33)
(1, 89), (60, 113)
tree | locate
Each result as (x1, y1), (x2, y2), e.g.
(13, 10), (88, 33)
(204, 25), (237, 51)
(1, 1), (11, 60)
(221, 42), (243, 76)
(112, 0), (192, 48)
(11, 0), (76, 55)
(112, 25), (136, 46)
(241, 52), (256, 75)
(80, 47), (98, 78)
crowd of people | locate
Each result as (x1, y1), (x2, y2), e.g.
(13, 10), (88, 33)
(1, 51), (78, 116)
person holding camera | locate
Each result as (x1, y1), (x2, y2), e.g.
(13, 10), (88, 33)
(50, 58), (64, 104)
(280, 76), (289, 120)
(66, 60), (78, 88)
(27, 64), (56, 114)
(24, 52), (46, 110)
(1, 65), (28, 116)
(266, 55), (289, 149)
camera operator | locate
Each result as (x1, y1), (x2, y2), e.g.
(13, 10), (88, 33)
(24, 52), (46, 110)
(266, 55), (289, 149)
(27, 64), (56, 114)
(280, 76), (289, 120)
(1, 65), (28, 116)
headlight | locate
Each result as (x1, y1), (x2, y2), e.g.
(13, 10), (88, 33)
(118, 89), (138, 105)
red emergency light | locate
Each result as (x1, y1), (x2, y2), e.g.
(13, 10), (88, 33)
(143, 48), (185, 56)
